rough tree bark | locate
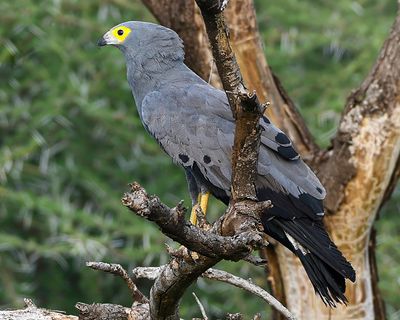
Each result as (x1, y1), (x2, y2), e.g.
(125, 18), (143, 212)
(141, 1), (400, 319)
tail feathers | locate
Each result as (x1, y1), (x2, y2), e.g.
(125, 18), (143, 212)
(276, 219), (356, 282)
(297, 250), (348, 307)
(274, 218), (356, 307)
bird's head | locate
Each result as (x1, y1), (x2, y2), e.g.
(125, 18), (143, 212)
(97, 21), (184, 63)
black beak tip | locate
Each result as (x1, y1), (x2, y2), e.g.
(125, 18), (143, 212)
(97, 37), (107, 47)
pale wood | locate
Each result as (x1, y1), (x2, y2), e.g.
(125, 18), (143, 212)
(0, 299), (78, 320)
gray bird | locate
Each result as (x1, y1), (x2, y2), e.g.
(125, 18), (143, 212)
(98, 21), (356, 306)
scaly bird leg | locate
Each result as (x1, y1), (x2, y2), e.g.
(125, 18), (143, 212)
(190, 194), (202, 225)
(190, 192), (210, 225)
(200, 192), (210, 216)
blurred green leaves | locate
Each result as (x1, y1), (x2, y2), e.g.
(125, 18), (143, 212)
(0, 0), (398, 318)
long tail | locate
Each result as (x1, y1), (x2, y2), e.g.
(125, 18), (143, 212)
(266, 218), (356, 307)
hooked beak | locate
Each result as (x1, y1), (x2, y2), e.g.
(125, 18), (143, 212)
(97, 36), (107, 47)
(97, 36), (107, 46)
(97, 31), (118, 47)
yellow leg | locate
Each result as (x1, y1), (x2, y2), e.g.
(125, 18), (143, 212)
(189, 192), (210, 225)
(190, 194), (202, 225)
(200, 192), (210, 216)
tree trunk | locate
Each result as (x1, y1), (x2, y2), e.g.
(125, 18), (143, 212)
(141, 1), (400, 319)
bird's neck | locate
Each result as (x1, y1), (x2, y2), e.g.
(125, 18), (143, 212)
(125, 48), (185, 111)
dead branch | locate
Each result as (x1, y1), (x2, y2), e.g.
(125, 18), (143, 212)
(122, 182), (270, 260)
(86, 262), (148, 304)
(75, 302), (149, 320)
(132, 266), (297, 320)
(192, 293), (208, 320)
(0, 299), (78, 320)
(202, 269), (296, 320)
(121, 182), (270, 319)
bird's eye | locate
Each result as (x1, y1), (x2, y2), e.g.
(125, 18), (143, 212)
(111, 26), (131, 42)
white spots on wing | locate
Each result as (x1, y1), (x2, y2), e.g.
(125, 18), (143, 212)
(285, 232), (310, 255)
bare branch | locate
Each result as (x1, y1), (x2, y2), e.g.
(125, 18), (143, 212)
(149, 255), (218, 320)
(122, 182), (270, 260)
(132, 266), (160, 281)
(203, 269), (296, 320)
(75, 302), (149, 320)
(86, 262), (148, 304)
(123, 1), (282, 318)
(133, 266), (297, 320)
(0, 299), (77, 320)
(192, 293), (208, 320)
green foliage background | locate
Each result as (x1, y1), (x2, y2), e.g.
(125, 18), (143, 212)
(0, 0), (398, 318)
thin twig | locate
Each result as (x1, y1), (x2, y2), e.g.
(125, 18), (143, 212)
(132, 266), (296, 320)
(192, 293), (208, 320)
(203, 269), (296, 320)
(24, 298), (37, 308)
(86, 262), (148, 304)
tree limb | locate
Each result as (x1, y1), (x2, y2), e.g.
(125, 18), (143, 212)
(86, 262), (148, 304)
(121, 182), (270, 319)
(0, 299), (78, 320)
(202, 269), (296, 320)
(75, 302), (149, 320)
(122, 182), (270, 261)
(132, 266), (297, 320)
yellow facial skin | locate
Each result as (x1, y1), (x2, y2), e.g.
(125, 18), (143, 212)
(111, 26), (131, 43)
